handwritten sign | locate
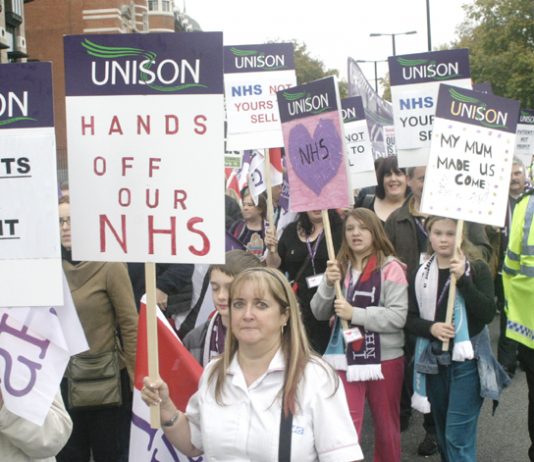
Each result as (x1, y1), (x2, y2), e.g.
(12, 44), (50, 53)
(64, 33), (225, 263)
(514, 109), (534, 167)
(0, 62), (63, 307)
(224, 43), (296, 150)
(389, 49), (472, 167)
(341, 96), (376, 189)
(277, 76), (350, 212)
(421, 84), (520, 227)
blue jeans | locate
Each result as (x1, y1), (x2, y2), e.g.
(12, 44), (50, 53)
(427, 360), (483, 462)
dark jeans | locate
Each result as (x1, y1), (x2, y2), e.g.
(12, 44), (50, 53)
(427, 360), (483, 462)
(57, 369), (132, 462)
(519, 345), (534, 462)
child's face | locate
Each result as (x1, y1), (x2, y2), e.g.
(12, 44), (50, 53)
(210, 269), (234, 321)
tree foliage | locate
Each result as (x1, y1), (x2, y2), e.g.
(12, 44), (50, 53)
(456, 0), (534, 107)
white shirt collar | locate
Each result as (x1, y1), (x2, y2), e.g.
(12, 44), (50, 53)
(227, 348), (285, 390)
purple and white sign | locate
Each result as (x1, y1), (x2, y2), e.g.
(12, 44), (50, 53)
(514, 109), (534, 167)
(421, 84), (521, 227)
(64, 33), (225, 263)
(0, 62), (63, 307)
(341, 96), (376, 189)
(277, 76), (350, 212)
(224, 43), (296, 150)
(389, 49), (472, 167)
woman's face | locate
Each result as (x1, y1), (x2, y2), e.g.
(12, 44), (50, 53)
(210, 269), (234, 323)
(345, 216), (374, 257)
(383, 170), (407, 200)
(230, 279), (288, 349)
(241, 195), (262, 222)
(429, 219), (457, 259)
(59, 203), (72, 250)
(306, 210), (323, 224)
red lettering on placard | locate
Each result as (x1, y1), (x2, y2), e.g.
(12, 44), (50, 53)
(118, 188), (131, 207)
(137, 115), (151, 135)
(165, 115), (179, 135)
(99, 215), (127, 253)
(146, 189), (159, 208)
(148, 216), (176, 255)
(174, 190), (188, 210)
(108, 116), (123, 135)
(187, 217), (210, 256)
(194, 115), (207, 135)
(93, 157), (106, 176)
(149, 158), (161, 177)
(122, 157), (134, 176)
(81, 116), (95, 136)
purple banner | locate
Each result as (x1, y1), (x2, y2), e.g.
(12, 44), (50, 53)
(389, 49), (470, 86)
(436, 84), (520, 134)
(0, 62), (54, 129)
(277, 76), (339, 123)
(224, 43), (294, 74)
(341, 96), (366, 123)
(519, 109), (534, 125)
(64, 32), (223, 96)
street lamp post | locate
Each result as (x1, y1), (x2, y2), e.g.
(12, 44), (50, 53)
(426, 0), (432, 51)
(355, 59), (387, 93)
(369, 30), (417, 56)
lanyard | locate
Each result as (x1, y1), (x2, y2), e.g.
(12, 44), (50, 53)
(437, 277), (451, 307)
(306, 232), (323, 275)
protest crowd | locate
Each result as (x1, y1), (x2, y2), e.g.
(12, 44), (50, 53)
(3, 16), (534, 462)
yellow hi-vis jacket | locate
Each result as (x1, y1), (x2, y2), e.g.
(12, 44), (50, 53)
(503, 192), (534, 349)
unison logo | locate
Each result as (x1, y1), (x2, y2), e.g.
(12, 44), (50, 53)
(230, 47), (286, 70)
(283, 91), (330, 116)
(449, 88), (508, 129)
(520, 111), (534, 124)
(82, 39), (206, 92)
(0, 91), (35, 126)
(398, 57), (460, 81)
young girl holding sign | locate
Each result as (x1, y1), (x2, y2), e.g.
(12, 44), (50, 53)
(311, 208), (408, 462)
(405, 216), (508, 462)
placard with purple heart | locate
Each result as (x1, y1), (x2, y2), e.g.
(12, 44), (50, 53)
(277, 76), (350, 212)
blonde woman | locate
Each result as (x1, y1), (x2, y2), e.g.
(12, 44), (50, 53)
(142, 267), (363, 461)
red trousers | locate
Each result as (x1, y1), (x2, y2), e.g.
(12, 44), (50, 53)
(340, 356), (404, 462)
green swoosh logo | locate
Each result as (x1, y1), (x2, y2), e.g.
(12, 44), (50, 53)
(282, 91), (307, 101)
(0, 117), (37, 126)
(230, 47), (259, 57)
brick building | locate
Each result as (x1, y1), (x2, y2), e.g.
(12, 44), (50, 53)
(24, 0), (176, 178)
(0, 0), (33, 63)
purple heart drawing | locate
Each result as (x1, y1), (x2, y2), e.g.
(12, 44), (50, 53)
(287, 118), (342, 196)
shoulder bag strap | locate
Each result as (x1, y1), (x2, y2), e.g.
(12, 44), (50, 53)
(278, 395), (293, 462)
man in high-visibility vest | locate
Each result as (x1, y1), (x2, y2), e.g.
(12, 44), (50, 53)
(503, 189), (534, 462)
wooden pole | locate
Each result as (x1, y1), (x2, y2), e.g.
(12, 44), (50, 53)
(442, 220), (464, 352)
(321, 210), (350, 331)
(145, 262), (161, 428)
(264, 148), (276, 252)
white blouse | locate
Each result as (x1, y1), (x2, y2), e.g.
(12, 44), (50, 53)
(186, 349), (363, 462)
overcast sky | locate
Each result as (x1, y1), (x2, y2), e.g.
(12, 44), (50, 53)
(183, 0), (473, 89)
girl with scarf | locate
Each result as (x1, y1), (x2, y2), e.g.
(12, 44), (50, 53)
(406, 216), (505, 462)
(311, 208), (408, 462)
(183, 250), (263, 366)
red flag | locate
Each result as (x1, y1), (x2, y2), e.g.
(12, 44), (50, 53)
(135, 302), (203, 411)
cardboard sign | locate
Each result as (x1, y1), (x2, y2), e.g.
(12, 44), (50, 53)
(64, 33), (225, 263)
(347, 58), (396, 159)
(514, 109), (534, 167)
(277, 76), (350, 212)
(0, 62), (63, 307)
(389, 49), (472, 167)
(421, 84), (520, 227)
(341, 96), (377, 189)
(224, 43), (296, 150)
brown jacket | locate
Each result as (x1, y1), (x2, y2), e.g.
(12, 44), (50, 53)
(63, 261), (138, 381)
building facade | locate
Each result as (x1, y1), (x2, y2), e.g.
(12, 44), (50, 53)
(0, 0), (33, 64)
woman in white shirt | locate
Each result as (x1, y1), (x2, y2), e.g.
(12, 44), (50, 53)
(142, 267), (363, 462)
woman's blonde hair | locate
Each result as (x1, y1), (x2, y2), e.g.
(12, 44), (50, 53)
(425, 216), (483, 261)
(337, 208), (396, 271)
(208, 267), (319, 416)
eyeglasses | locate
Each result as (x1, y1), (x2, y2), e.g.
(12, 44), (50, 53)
(59, 217), (71, 226)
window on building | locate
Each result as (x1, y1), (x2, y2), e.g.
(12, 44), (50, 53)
(5, 0), (23, 26)
(147, 0), (158, 11)
(161, 0), (171, 12)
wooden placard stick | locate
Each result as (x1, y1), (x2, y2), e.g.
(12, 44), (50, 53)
(442, 219), (464, 352)
(145, 262), (161, 428)
(321, 210), (350, 331)
(263, 148), (276, 252)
